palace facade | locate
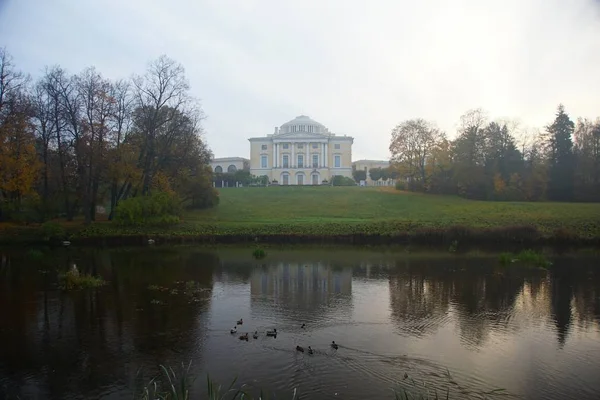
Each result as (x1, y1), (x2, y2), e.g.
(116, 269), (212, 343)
(248, 115), (353, 185)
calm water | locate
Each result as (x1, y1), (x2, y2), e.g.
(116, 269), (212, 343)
(1, 246), (599, 400)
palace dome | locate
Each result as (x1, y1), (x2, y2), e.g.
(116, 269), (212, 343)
(277, 115), (329, 135)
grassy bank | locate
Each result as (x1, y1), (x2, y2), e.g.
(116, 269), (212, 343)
(2, 187), (600, 246)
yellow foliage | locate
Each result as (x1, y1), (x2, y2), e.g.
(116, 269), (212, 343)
(151, 171), (175, 195)
(0, 114), (41, 200)
(493, 173), (506, 194)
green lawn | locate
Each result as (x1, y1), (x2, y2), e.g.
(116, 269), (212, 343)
(6, 186), (600, 243)
(176, 186), (600, 238)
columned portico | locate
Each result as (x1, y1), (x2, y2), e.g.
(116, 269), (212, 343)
(249, 115), (354, 185)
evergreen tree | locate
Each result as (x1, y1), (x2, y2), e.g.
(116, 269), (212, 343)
(546, 104), (575, 201)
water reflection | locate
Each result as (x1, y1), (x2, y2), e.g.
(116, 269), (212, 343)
(0, 247), (599, 400)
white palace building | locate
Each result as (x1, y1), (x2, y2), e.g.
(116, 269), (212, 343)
(248, 115), (354, 185)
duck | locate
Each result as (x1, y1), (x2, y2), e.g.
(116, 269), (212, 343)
(236, 318), (243, 325)
(239, 333), (249, 341)
(147, 239), (155, 245)
(308, 346), (314, 355)
(331, 341), (339, 350)
(253, 331), (259, 339)
(230, 326), (237, 334)
(301, 323), (306, 329)
(296, 345), (305, 352)
(266, 328), (277, 337)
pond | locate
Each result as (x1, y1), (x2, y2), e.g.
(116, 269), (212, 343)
(1, 246), (599, 400)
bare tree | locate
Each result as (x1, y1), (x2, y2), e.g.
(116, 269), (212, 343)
(107, 79), (133, 219)
(132, 55), (191, 195)
(0, 47), (29, 116)
(31, 80), (55, 200)
(78, 67), (114, 223)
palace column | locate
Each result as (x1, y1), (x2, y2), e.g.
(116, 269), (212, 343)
(274, 143), (278, 168)
(321, 144), (325, 168)
(324, 143), (328, 167)
(306, 142), (309, 167)
(292, 143), (295, 168)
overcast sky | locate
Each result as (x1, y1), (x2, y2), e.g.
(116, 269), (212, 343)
(1, 0), (599, 160)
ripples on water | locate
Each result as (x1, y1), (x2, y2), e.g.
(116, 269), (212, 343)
(0, 246), (599, 400)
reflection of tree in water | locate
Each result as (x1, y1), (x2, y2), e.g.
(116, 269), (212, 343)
(248, 261), (353, 323)
(388, 257), (534, 348)
(0, 247), (217, 399)
(388, 259), (452, 338)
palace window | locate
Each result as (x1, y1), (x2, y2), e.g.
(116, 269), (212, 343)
(312, 154), (319, 168)
(334, 144), (340, 149)
(262, 144), (268, 150)
(283, 155), (289, 168)
(214, 166), (223, 173)
(261, 155), (268, 168)
(308, 125), (314, 133)
(334, 155), (341, 168)
(297, 155), (304, 168)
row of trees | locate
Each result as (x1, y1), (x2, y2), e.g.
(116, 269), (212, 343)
(389, 106), (600, 201)
(352, 166), (398, 183)
(0, 48), (219, 223)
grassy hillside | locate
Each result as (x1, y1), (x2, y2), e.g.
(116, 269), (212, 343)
(3, 186), (600, 244)
(185, 186), (600, 235)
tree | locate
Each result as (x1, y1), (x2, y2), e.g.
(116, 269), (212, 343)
(389, 118), (442, 188)
(546, 104), (575, 201)
(451, 110), (489, 199)
(369, 167), (382, 182)
(352, 165), (367, 182)
(573, 118), (600, 201)
(0, 48), (39, 220)
(132, 55), (193, 196)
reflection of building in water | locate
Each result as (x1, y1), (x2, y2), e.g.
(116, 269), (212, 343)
(250, 262), (352, 307)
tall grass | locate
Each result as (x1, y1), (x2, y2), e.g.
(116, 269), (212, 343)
(137, 362), (298, 400)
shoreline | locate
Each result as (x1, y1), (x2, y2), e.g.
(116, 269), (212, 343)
(1, 222), (598, 248)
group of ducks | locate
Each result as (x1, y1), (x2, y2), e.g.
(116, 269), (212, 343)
(230, 319), (340, 354)
(230, 319), (277, 340)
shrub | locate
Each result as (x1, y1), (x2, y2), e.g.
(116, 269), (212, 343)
(331, 175), (356, 186)
(395, 181), (406, 190)
(114, 192), (182, 227)
(40, 221), (66, 240)
(252, 248), (266, 259)
(58, 269), (106, 290)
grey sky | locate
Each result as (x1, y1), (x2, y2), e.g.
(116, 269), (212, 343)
(1, 0), (599, 160)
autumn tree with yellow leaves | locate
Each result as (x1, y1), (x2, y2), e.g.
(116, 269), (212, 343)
(0, 48), (218, 223)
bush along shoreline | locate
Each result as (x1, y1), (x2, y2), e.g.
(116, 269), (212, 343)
(1, 222), (597, 247)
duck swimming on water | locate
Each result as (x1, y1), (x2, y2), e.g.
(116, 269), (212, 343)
(239, 333), (249, 341)
(237, 318), (243, 325)
(230, 326), (237, 334)
(331, 341), (339, 350)
(308, 346), (314, 355)
(266, 328), (277, 337)
(253, 331), (259, 339)
(296, 345), (304, 352)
